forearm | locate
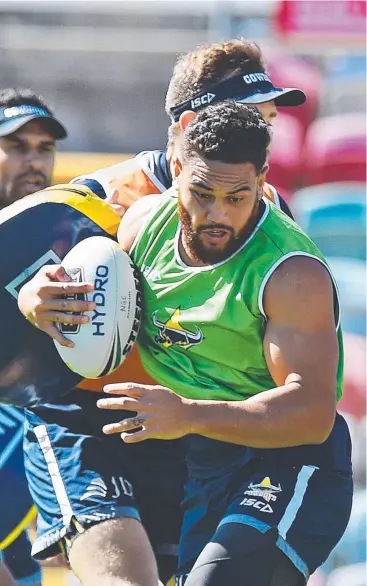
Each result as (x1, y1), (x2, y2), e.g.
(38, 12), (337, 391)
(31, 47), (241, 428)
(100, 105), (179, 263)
(187, 382), (335, 448)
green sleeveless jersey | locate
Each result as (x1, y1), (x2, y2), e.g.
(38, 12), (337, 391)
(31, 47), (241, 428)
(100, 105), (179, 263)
(130, 189), (343, 402)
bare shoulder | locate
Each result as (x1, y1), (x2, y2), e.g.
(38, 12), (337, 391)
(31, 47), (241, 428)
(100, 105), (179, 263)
(117, 193), (163, 253)
(263, 255), (335, 324)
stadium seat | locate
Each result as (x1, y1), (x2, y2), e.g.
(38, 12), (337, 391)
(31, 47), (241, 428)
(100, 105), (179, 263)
(319, 55), (366, 117)
(326, 256), (366, 421)
(339, 333), (366, 421)
(291, 182), (366, 260)
(266, 52), (322, 137)
(326, 257), (366, 337)
(329, 55), (367, 79)
(266, 113), (303, 193)
(326, 562), (367, 586)
(302, 113), (366, 185)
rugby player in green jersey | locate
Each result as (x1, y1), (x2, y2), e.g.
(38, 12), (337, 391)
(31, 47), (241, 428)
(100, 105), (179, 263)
(15, 40), (307, 586)
(96, 102), (353, 586)
(18, 102), (352, 585)
(15, 47), (350, 586)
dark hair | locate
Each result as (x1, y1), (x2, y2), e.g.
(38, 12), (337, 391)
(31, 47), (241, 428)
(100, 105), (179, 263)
(0, 88), (53, 114)
(182, 102), (270, 174)
(165, 39), (266, 115)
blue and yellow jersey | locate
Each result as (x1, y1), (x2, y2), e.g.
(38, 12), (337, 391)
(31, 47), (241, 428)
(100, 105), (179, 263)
(0, 183), (121, 408)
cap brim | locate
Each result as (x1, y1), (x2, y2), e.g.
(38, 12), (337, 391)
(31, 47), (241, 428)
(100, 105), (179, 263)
(0, 114), (67, 139)
(236, 87), (306, 107)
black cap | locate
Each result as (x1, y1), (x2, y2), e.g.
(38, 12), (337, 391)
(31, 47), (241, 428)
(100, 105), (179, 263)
(0, 105), (67, 139)
(170, 72), (306, 122)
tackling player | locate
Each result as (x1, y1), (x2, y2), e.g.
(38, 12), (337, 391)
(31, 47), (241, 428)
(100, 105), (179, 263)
(98, 102), (353, 586)
(0, 88), (67, 586)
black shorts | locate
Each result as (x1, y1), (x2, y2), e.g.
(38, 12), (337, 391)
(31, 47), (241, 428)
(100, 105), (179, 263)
(178, 414), (353, 583)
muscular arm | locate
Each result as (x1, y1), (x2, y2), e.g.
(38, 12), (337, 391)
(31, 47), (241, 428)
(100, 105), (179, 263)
(187, 256), (338, 448)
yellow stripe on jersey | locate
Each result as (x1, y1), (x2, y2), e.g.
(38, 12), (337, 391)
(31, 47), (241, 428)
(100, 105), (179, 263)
(0, 184), (121, 237)
(41, 185), (121, 236)
(0, 505), (37, 551)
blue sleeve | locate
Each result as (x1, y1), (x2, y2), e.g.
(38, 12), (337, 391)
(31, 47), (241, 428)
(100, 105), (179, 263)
(71, 177), (107, 200)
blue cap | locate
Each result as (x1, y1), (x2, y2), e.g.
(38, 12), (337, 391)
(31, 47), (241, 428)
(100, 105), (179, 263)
(0, 105), (67, 139)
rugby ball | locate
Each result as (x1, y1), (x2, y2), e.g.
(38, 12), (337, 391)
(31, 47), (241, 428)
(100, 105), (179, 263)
(54, 236), (142, 379)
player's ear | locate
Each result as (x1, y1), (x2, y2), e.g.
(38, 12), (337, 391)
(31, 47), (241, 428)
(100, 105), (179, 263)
(259, 164), (269, 186)
(179, 111), (197, 132)
(257, 164), (268, 199)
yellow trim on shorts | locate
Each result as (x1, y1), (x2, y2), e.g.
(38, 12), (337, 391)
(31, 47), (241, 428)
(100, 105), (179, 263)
(0, 504), (37, 551)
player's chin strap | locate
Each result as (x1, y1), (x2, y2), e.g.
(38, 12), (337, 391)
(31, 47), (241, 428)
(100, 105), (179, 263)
(169, 72), (275, 122)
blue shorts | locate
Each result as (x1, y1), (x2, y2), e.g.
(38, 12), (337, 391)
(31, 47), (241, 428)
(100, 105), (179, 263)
(1, 531), (41, 586)
(23, 389), (186, 561)
(0, 406), (36, 548)
(0, 406), (40, 584)
(178, 413), (353, 582)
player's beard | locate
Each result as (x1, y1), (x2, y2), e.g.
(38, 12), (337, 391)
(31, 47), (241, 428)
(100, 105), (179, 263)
(0, 172), (51, 210)
(178, 197), (262, 265)
(0, 183), (21, 210)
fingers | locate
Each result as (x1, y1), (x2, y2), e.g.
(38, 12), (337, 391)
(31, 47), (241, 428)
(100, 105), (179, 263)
(103, 415), (145, 435)
(97, 397), (139, 411)
(37, 297), (95, 313)
(42, 322), (75, 348)
(102, 422), (125, 435)
(42, 264), (72, 283)
(35, 307), (92, 347)
(121, 429), (148, 443)
(34, 264), (94, 297)
(43, 311), (90, 325)
(37, 281), (95, 300)
(103, 383), (151, 397)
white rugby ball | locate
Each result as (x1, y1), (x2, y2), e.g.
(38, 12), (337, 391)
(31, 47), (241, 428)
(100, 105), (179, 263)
(54, 236), (141, 379)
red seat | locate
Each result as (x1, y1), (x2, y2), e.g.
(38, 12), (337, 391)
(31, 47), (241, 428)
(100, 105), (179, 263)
(266, 52), (322, 137)
(302, 113), (366, 185)
(338, 333), (366, 420)
(267, 113), (303, 193)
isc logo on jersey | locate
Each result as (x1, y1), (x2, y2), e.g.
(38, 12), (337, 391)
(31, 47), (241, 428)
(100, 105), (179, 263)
(55, 236), (142, 379)
(191, 93), (215, 109)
